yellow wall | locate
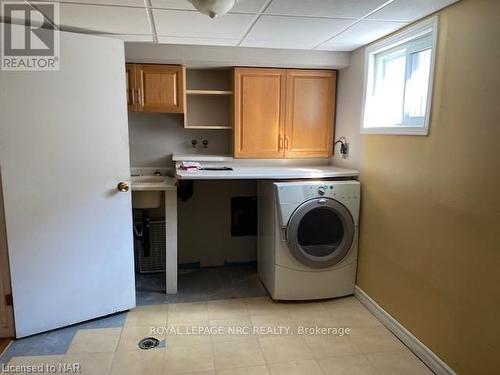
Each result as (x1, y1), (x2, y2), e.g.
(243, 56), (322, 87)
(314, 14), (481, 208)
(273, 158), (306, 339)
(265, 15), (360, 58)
(354, 0), (500, 373)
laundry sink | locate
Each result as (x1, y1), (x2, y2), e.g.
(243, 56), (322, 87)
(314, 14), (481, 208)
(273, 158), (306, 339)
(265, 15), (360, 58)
(131, 175), (166, 184)
(130, 175), (176, 209)
(132, 191), (162, 209)
(130, 175), (176, 191)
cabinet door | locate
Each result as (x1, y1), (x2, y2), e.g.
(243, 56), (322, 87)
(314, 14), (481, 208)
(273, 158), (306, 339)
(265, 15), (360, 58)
(136, 64), (185, 113)
(234, 68), (286, 158)
(125, 64), (137, 112)
(284, 70), (336, 158)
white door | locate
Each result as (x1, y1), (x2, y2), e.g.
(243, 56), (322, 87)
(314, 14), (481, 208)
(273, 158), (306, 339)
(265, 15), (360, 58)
(0, 174), (15, 338)
(0, 31), (136, 338)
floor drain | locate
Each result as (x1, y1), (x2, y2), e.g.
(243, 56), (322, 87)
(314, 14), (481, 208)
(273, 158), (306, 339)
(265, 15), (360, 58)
(138, 337), (160, 350)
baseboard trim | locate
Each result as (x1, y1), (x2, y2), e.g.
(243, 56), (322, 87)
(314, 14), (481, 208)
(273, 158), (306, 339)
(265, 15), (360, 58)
(354, 286), (455, 375)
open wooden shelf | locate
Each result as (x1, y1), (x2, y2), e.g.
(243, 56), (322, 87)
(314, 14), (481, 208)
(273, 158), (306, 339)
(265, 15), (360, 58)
(184, 68), (233, 130)
(187, 89), (233, 95)
(184, 125), (232, 130)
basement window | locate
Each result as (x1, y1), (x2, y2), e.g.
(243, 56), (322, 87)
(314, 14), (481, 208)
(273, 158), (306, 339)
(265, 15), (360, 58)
(362, 17), (438, 135)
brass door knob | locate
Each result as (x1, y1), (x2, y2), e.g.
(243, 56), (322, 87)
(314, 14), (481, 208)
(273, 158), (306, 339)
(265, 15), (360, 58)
(117, 182), (129, 192)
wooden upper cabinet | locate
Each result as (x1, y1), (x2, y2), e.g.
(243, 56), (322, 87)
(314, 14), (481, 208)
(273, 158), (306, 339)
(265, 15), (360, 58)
(127, 64), (185, 113)
(285, 70), (336, 158)
(125, 64), (137, 112)
(233, 68), (336, 159)
(234, 68), (286, 158)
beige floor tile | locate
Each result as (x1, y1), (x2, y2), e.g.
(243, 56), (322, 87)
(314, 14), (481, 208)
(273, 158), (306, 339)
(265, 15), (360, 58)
(244, 297), (289, 316)
(322, 296), (362, 311)
(110, 349), (164, 375)
(366, 350), (433, 375)
(285, 302), (331, 322)
(213, 337), (265, 370)
(208, 299), (249, 320)
(164, 343), (215, 374)
(125, 304), (168, 328)
(350, 326), (406, 353)
(8, 355), (65, 374)
(218, 365), (269, 375)
(63, 352), (114, 375)
(327, 306), (381, 328)
(209, 317), (254, 344)
(258, 336), (313, 364)
(168, 302), (209, 323)
(67, 328), (122, 354)
(318, 354), (379, 375)
(303, 334), (360, 359)
(117, 326), (165, 352)
(8, 355), (64, 366)
(268, 359), (323, 375)
(165, 322), (212, 347)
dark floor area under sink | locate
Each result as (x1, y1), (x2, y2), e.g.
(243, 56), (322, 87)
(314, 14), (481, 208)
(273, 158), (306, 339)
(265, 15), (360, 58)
(136, 265), (267, 305)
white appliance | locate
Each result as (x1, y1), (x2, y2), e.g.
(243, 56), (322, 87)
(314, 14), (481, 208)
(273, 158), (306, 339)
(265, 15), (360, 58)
(258, 180), (360, 300)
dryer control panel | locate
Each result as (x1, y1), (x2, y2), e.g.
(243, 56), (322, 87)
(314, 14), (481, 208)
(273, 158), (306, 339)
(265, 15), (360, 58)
(274, 180), (360, 226)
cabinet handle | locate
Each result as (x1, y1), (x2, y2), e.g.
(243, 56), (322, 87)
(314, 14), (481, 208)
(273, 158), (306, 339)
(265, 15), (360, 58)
(284, 137), (289, 150)
(136, 89), (141, 105)
(278, 136), (283, 150)
(130, 89), (136, 104)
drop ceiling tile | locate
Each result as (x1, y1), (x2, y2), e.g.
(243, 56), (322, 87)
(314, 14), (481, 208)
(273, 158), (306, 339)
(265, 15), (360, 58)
(265, 0), (389, 19)
(229, 0), (268, 13)
(367, 0), (460, 22)
(153, 9), (254, 38)
(150, 0), (192, 10)
(157, 36), (239, 46)
(55, 4), (151, 34)
(100, 34), (154, 42)
(241, 15), (353, 49)
(317, 20), (407, 51)
(53, 0), (145, 6)
(239, 39), (309, 50)
(150, 0), (268, 13)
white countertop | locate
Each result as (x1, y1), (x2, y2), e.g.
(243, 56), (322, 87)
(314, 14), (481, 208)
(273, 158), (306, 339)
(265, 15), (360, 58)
(175, 165), (359, 180)
(131, 176), (177, 191)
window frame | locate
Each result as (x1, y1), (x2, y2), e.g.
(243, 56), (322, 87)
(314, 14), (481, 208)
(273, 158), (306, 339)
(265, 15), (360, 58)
(361, 16), (439, 135)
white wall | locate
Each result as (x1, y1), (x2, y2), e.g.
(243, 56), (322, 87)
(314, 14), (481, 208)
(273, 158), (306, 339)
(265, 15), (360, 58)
(128, 113), (231, 167)
(331, 49), (365, 171)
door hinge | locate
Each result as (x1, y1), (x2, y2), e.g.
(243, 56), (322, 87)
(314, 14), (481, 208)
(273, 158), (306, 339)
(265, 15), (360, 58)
(5, 293), (13, 306)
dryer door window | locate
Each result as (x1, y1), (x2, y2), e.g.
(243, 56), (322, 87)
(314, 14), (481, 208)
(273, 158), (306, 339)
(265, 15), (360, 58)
(287, 198), (355, 268)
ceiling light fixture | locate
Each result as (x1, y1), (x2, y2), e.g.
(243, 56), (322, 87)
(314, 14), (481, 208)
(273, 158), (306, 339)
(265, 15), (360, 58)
(189, 0), (237, 18)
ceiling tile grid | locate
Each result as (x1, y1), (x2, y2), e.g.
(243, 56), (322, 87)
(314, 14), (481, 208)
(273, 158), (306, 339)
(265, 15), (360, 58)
(18, 0), (460, 51)
(264, 0), (390, 19)
(152, 9), (255, 39)
(150, 0), (268, 13)
(241, 15), (353, 50)
(57, 3), (151, 35)
(317, 19), (408, 51)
